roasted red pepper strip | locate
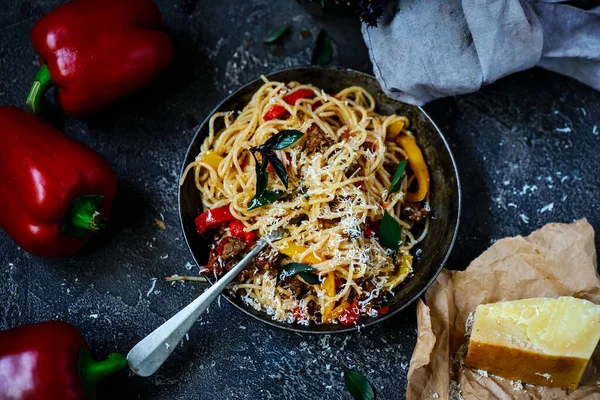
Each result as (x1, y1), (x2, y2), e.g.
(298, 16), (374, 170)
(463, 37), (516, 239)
(227, 220), (256, 245)
(0, 321), (126, 400)
(282, 89), (315, 105)
(378, 306), (390, 315)
(27, 0), (174, 117)
(0, 107), (117, 257)
(263, 89), (315, 121)
(338, 299), (361, 326)
(194, 205), (235, 235)
(263, 104), (286, 121)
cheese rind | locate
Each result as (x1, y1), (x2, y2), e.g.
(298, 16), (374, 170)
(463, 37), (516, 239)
(465, 296), (600, 390)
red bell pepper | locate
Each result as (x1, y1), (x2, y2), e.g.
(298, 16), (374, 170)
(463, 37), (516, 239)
(0, 107), (117, 257)
(194, 205), (236, 235)
(263, 89), (315, 121)
(0, 321), (126, 400)
(227, 220), (256, 245)
(338, 299), (361, 326)
(27, 0), (174, 117)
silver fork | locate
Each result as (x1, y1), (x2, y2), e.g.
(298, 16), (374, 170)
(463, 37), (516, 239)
(127, 230), (283, 377)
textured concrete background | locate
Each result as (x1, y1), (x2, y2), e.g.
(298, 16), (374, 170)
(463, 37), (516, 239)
(1, 1), (599, 399)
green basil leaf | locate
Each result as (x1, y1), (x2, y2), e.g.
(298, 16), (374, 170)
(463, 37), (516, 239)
(267, 152), (288, 189)
(378, 210), (402, 251)
(248, 189), (285, 211)
(252, 152), (268, 199)
(312, 29), (332, 66)
(278, 263), (315, 283)
(388, 159), (408, 196)
(264, 129), (304, 150)
(263, 25), (289, 44)
(343, 367), (375, 400)
(298, 271), (321, 285)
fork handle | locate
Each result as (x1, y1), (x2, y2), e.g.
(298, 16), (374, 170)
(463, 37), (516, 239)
(126, 238), (269, 377)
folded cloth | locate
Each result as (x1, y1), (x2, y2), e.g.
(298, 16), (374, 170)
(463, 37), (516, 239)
(362, 0), (600, 105)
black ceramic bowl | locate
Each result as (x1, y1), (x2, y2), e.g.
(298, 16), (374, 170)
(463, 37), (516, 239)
(179, 66), (461, 333)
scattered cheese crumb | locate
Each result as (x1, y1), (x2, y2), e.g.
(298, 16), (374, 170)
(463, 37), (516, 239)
(147, 278), (157, 297)
(593, 125), (598, 136)
(465, 312), (474, 336)
(89, 314), (99, 319)
(511, 380), (523, 391)
(519, 214), (529, 224)
(431, 393), (440, 398)
(450, 380), (464, 400)
(476, 369), (489, 377)
(555, 126), (571, 133)
(539, 203), (554, 213)
(165, 342), (171, 349)
(535, 372), (552, 381)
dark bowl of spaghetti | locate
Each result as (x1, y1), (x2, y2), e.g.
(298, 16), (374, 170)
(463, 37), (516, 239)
(178, 66), (460, 333)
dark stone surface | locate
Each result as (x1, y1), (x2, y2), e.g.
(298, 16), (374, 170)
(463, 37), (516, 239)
(0, 1), (599, 399)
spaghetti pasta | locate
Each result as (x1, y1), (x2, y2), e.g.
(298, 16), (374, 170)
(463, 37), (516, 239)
(181, 77), (430, 326)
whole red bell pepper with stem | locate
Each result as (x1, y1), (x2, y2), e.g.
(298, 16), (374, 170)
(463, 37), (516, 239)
(0, 321), (126, 400)
(0, 107), (117, 257)
(27, 0), (174, 117)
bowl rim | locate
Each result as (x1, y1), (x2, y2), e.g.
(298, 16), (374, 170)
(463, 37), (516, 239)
(178, 65), (462, 334)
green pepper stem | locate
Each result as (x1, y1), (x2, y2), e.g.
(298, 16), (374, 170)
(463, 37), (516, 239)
(70, 196), (106, 232)
(26, 64), (53, 114)
(78, 351), (127, 400)
(61, 194), (107, 240)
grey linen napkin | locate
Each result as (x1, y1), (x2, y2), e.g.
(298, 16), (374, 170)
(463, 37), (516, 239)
(362, 0), (600, 105)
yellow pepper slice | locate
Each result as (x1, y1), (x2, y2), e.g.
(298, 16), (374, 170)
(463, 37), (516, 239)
(321, 272), (337, 323)
(201, 150), (224, 170)
(387, 121), (405, 140)
(395, 134), (430, 202)
(277, 242), (323, 264)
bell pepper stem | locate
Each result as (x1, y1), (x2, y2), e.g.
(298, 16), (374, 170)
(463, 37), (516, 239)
(26, 64), (53, 114)
(78, 350), (126, 400)
(61, 194), (107, 240)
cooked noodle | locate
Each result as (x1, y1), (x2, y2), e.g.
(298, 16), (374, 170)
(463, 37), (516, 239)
(181, 76), (430, 325)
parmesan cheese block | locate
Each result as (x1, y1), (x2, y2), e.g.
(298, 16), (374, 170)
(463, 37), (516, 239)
(465, 296), (600, 389)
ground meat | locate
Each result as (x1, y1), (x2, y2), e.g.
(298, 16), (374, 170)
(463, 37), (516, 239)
(303, 124), (333, 154)
(203, 236), (246, 277)
(220, 237), (246, 260)
(249, 246), (281, 270)
(401, 202), (429, 223)
(287, 276), (308, 300)
(339, 127), (353, 141)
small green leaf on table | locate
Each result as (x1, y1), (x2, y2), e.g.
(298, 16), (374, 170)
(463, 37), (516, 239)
(264, 25), (289, 44)
(312, 29), (332, 65)
(343, 366), (375, 400)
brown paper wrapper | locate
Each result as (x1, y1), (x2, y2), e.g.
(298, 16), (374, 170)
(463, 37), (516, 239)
(407, 219), (600, 399)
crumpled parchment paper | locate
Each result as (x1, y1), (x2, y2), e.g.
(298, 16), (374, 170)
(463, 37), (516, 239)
(407, 219), (600, 399)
